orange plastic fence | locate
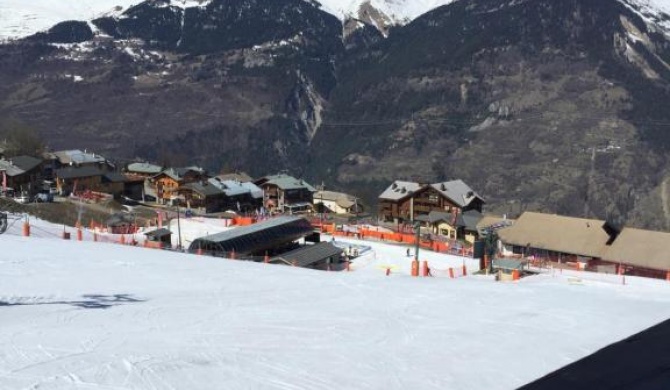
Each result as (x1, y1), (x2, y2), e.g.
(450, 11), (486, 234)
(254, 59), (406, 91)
(233, 217), (255, 226)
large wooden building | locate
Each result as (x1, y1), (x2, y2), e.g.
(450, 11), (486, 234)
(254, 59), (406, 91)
(497, 211), (670, 280)
(151, 167), (207, 205)
(254, 174), (316, 213)
(0, 155), (43, 195)
(378, 179), (484, 224)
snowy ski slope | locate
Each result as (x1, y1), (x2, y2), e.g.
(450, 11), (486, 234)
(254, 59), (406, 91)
(2, 216), (670, 389)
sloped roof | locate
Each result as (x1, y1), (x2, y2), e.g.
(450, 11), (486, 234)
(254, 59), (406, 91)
(240, 182), (263, 199)
(497, 212), (612, 258)
(379, 180), (423, 201)
(477, 215), (514, 231)
(270, 242), (343, 267)
(208, 178), (250, 197)
(52, 149), (106, 165)
(455, 209), (484, 231)
(415, 210), (454, 224)
(56, 166), (104, 180)
(144, 228), (172, 238)
(157, 167), (205, 181)
(430, 180), (484, 208)
(216, 172), (253, 182)
(103, 172), (127, 183)
(0, 159), (25, 177)
(189, 216), (314, 255)
(9, 155), (42, 172)
(314, 190), (358, 209)
(127, 162), (162, 175)
(180, 182), (225, 197)
(603, 228), (670, 271)
(257, 174), (316, 191)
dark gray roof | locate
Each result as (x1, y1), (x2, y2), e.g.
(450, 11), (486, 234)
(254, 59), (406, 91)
(103, 172), (127, 183)
(270, 242), (343, 267)
(456, 210), (484, 231)
(51, 149), (106, 165)
(56, 166), (104, 179)
(428, 210), (454, 224)
(379, 180), (423, 201)
(430, 180), (484, 208)
(189, 216), (314, 255)
(9, 155), (42, 172)
(144, 228), (172, 238)
(180, 182), (225, 197)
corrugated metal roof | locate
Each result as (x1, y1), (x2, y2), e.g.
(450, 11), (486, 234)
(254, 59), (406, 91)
(189, 216), (314, 255)
(270, 242), (343, 267)
(498, 212), (612, 258)
(603, 228), (670, 271)
(430, 180), (484, 208)
(379, 181), (423, 201)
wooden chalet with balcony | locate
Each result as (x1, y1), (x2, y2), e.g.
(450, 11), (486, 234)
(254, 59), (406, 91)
(254, 174), (316, 213)
(378, 179), (484, 225)
(151, 167), (207, 205)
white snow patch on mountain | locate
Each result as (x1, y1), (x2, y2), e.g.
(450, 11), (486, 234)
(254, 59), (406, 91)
(623, 0), (670, 32)
(314, 0), (456, 23)
(0, 0), (142, 40)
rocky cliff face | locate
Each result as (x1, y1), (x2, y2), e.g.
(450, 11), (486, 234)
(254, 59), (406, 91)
(2, 0), (670, 229)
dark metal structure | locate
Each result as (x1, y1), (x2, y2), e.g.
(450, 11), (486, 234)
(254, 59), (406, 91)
(269, 242), (343, 269)
(188, 216), (315, 257)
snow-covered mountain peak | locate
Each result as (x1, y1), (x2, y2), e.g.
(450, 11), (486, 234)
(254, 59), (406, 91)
(0, 0), (143, 41)
(3, 0), (670, 42)
(315, 0), (456, 24)
(623, 0), (670, 32)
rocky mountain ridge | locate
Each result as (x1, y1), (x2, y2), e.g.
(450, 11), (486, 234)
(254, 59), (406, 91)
(2, 0), (670, 229)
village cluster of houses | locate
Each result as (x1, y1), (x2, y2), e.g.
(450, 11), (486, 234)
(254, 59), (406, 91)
(0, 149), (363, 216)
(3, 148), (669, 281)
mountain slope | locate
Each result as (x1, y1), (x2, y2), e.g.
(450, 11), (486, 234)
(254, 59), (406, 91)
(3, 0), (670, 228)
(310, 0), (670, 228)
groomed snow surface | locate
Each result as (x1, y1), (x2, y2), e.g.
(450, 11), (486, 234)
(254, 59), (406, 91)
(2, 216), (670, 389)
